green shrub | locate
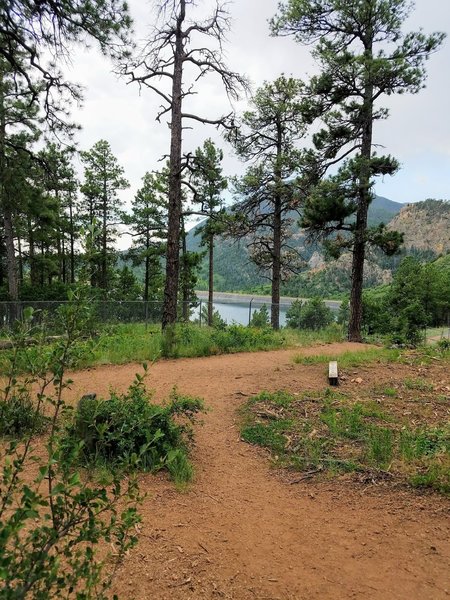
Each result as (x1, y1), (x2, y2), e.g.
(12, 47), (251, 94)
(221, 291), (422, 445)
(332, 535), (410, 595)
(0, 292), (141, 599)
(249, 304), (270, 328)
(63, 370), (205, 482)
(0, 394), (47, 437)
(199, 305), (227, 329)
(286, 297), (334, 330)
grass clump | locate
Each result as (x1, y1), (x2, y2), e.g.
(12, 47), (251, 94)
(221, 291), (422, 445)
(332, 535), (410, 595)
(241, 420), (294, 454)
(239, 386), (450, 494)
(293, 346), (400, 367)
(63, 367), (205, 484)
(403, 377), (434, 392)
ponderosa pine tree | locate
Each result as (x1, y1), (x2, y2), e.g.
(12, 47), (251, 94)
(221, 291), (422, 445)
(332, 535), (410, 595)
(0, 55), (42, 301)
(271, 0), (445, 341)
(0, 0), (131, 128)
(125, 172), (168, 303)
(228, 76), (309, 330)
(80, 140), (129, 294)
(190, 139), (227, 327)
(37, 143), (79, 285)
(122, 0), (246, 330)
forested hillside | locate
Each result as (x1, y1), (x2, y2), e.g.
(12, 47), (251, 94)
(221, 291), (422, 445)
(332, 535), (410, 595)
(188, 197), (450, 298)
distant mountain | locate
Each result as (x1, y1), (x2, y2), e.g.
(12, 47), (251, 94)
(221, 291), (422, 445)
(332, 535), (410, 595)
(187, 195), (404, 294)
(367, 195), (403, 226)
(387, 199), (450, 255)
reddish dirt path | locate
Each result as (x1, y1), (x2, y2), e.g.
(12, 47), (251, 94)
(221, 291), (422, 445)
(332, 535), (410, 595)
(66, 343), (450, 599)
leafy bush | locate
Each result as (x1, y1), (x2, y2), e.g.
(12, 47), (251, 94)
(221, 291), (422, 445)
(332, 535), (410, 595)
(0, 291), (141, 599)
(0, 393), (47, 437)
(211, 324), (282, 353)
(63, 368), (205, 482)
(249, 304), (270, 328)
(199, 304), (227, 329)
(286, 297), (334, 330)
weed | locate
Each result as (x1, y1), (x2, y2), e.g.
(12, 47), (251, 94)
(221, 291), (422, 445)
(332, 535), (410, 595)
(0, 394), (47, 437)
(250, 390), (295, 408)
(403, 378), (434, 392)
(410, 462), (450, 495)
(399, 427), (450, 460)
(366, 427), (394, 467)
(241, 419), (294, 454)
(372, 384), (397, 398)
(63, 369), (205, 482)
(293, 347), (400, 367)
(239, 378), (449, 495)
(321, 404), (365, 440)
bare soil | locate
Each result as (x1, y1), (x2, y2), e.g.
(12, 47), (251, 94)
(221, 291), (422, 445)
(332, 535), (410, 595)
(64, 342), (450, 600)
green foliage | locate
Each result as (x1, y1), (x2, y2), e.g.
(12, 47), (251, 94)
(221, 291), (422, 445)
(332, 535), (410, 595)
(63, 372), (205, 482)
(241, 420), (294, 454)
(293, 346), (400, 367)
(228, 75), (309, 328)
(0, 290), (140, 599)
(199, 305), (227, 329)
(0, 393), (47, 438)
(241, 381), (450, 492)
(80, 140), (129, 293)
(210, 324), (284, 354)
(123, 170), (167, 302)
(360, 254), (450, 345)
(249, 304), (270, 328)
(286, 297), (333, 330)
(271, 0), (445, 340)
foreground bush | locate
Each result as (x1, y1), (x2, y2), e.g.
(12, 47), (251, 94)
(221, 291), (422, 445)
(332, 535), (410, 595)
(0, 292), (141, 599)
(63, 368), (205, 483)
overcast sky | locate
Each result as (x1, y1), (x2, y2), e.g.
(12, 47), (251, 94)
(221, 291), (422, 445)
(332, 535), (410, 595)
(65, 0), (450, 220)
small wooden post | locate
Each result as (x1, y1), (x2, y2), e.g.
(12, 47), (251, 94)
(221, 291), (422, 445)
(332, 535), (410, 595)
(328, 361), (339, 386)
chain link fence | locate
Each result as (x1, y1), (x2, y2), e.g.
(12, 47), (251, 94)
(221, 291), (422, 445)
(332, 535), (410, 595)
(0, 298), (298, 334)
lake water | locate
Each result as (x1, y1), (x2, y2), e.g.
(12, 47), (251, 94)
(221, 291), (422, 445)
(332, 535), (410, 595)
(194, 301), (291, 326)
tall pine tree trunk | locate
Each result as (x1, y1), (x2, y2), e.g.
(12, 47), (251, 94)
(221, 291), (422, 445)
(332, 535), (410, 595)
(348, 37), (374, 343)
(162, 1), (185, 330)
(271, 195), (282, 330)
(180, 218), (189, 323)
(69, 193), (75, 284)
(101, 177), (108, 296)
(144, 234), (150, 304)
(0, 75), (18, 302)
(207, 231), (214, 327)
(271, 130), (283, 330)
(17, 234), (23, 285)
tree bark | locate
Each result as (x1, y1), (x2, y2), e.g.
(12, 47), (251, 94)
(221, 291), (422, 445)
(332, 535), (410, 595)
(4, 208), (18, 300)
(271, 195), (282, 330)
(348, 33), (374, 342)
(101, 175), (108, 296)
(162, 0), (185, 330)
(144, 232), (150, 303)
(271, 123), (283, 330)
(0, 73), (18, 302)
(207, 231), (214, 327)
(69, 194), (75, 284)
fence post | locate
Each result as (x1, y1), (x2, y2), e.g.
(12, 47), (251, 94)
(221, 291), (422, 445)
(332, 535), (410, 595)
(199, 300), (202, 327)
(248, 298), (253, 326)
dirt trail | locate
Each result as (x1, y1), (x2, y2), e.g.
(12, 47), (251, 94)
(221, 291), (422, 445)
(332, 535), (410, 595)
(66, 343), (450, 600)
